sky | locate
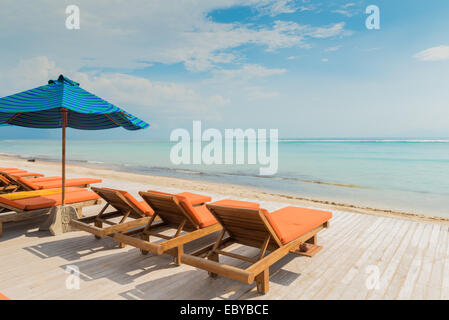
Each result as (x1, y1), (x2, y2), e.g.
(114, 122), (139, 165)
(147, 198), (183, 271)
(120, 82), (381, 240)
(0, 0), (448, 140)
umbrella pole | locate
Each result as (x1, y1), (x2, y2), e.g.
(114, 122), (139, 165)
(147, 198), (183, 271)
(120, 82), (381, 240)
(61, 108), (68, 206)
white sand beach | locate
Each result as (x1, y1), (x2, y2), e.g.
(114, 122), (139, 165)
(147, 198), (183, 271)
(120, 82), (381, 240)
(1, 154), (449, 299)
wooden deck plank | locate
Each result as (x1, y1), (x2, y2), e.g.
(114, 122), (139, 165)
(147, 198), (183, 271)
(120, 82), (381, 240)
(357, 219), (410, 299)
(309, 215), (389, 299)
(366, 220), (419, 299)
(317, 216), (399, 299)
(441, 225), (449, 299)
(330, 217), (407, 300)
(244, 211), (366, 300)
(412, 224), (441, 299)
(278, 213), (381, 300)
(396, 223), (433, 299)
(0, 196), (448, 300)
(425, 224), (448, 299)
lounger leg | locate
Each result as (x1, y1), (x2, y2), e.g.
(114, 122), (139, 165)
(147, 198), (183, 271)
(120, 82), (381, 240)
(173, 245), (184, 265)
(306, 234), (317, 245)
(94, 220), (102, 239)
(207, 252), (219, 278)
(255, 269), (269, 294)
(140, 233), (150, 255)
(75, 207), (83, 219)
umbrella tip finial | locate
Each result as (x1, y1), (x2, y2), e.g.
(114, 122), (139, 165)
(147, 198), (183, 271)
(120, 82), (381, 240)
(48, 75), (65, 84)
(56, 75), (80, 87)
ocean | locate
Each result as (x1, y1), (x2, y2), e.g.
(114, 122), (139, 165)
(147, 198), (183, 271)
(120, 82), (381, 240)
(1, 139), (448, 217)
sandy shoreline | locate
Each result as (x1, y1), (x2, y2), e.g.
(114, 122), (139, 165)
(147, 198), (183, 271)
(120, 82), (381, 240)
(1, 153), (448, 226)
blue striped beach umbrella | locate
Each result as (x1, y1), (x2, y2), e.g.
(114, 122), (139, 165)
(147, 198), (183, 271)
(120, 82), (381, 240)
(0, 75), (149, 204)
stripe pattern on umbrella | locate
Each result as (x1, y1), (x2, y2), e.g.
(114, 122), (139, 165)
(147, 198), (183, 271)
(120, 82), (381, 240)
(0, 75), (149, 130)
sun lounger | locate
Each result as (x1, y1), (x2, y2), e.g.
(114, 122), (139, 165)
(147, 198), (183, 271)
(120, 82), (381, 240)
(0, 168), (44, 178)
(69, 187), (155, 240)
(23, 176), (64, 183)
(0, 292), (9, 300)
(0, 175), (17, 193)
(0, 171), (102, 193)
(110, 190), (221, 265)
(0, 168), (26, 173)
(7, 171), (44, 178)
(181, 201), (332, 294)
(0, 188), (101, 237)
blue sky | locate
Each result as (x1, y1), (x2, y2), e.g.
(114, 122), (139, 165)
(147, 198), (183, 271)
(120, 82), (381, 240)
(0, 0), (448, 140)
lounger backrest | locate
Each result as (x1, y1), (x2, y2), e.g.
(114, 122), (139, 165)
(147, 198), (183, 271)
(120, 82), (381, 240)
(0, 174), (10, 185)
(139, 191), (199, 230)
(91, 187), (150, 217)
(206, 204), (283, 249)
(0, 171), (34, 191)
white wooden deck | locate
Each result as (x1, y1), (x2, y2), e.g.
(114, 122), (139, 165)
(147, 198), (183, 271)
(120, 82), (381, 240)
(1, 193), (448, 300)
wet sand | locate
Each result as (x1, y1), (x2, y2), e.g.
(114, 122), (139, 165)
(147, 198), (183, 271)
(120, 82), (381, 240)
(1, 154), (448, 226)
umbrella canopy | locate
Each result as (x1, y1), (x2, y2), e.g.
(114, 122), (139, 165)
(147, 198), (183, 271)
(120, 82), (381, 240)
(0, 75), (149, 204)
(0, 75), (149, 130)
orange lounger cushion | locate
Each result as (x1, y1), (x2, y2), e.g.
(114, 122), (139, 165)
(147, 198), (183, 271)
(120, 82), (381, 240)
(0, 188), (79, 201)
(0, 187), (98, 211)
(0, 194), (26, 210)
(14, 189), (101, 211)
(146, 189), (212, 205)
(210, 199), (260, 209)
(10, 171), (44, 178)
(14, 176), (40, 190)
(263, 206), (332, 245)
(1, 168), (27, 173)
(147, 189), (216, 228)
(176, 195), (217, 228)
(25, 176), (62, 183)
(32, 178), (102, 189)
(102, 188), (154, 216)
(0, 292), (9, 300)
(176, 192), (211, 205)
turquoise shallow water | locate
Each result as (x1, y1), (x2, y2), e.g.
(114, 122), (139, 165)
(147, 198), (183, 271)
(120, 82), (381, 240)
(1, 139), (448, 217)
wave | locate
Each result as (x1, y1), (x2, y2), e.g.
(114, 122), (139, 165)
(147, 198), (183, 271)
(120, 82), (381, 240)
(280, 139), (449, 143)
(220, 171), (368, 189)
(87, 160), (105, 164)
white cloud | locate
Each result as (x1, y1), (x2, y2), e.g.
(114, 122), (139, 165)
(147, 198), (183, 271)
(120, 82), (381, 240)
(0, 1), (351, 72)
(306, 22), (348, 39)
(245, 86), (279, 100)
(0, 56), (64, 94)
(82, 73), (229, 115)
(325, 45), (342, 52)
(251, 0), (298, 16)
(413, 45), (449, 61)
(322, 58), (329, 62)
(332, 9), (352, 17)
(212, 64), (286, 81)
(0, 57), (228, 119)
(332, 2), (358, 17)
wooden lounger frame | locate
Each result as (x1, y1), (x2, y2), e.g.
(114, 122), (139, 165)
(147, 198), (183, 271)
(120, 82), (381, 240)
(0, 171), (95, 193)
(181, 204), (330, 294)
(0, 199), (101, 237)
(69, 187), (152, 240)
(3, 172), (42, 178)
(112, 191), (221, 265)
